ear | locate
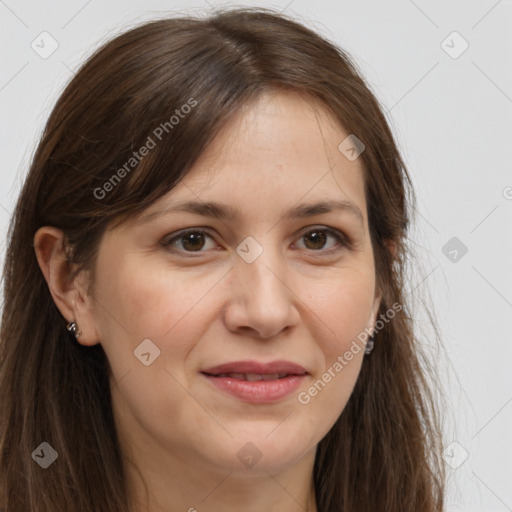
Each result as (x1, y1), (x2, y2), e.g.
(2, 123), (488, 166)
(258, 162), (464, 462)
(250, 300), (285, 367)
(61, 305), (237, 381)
(368, 238), (396, 334)
(385, 238), (398, 260)
(369, 287), (382, 336)
(33, 226), (100, 346)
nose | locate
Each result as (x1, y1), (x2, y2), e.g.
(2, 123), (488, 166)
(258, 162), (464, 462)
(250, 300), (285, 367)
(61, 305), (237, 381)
(223, 245), (300, 340)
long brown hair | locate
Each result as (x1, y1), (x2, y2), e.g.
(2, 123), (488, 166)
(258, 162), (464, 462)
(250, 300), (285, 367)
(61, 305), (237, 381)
(0, 7), (445, 511)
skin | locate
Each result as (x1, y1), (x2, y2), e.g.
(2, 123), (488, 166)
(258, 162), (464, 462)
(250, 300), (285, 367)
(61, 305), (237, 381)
(34, 90), (382, 512)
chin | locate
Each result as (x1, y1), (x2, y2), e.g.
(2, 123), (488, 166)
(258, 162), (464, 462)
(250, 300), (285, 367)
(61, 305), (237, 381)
(223, 429), (317, 475)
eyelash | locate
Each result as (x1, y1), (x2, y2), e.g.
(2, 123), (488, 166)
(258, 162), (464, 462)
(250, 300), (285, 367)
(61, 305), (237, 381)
(160, 226), (351, 257)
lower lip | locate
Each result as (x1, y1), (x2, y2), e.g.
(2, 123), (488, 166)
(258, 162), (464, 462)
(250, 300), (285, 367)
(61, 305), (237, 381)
(202, 373), (306, 403)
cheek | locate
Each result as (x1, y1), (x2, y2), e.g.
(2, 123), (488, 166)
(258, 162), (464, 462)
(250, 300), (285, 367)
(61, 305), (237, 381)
(96, 261), (220, 435)
(306, 268), (376, 352)
(93, 256), (225, 381)
(96, 258), (218, 338)
(299, 275), (372, 426)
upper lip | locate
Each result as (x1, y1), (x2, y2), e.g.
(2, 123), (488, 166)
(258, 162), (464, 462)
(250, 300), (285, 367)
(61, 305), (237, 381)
(202, 360), (308, 376)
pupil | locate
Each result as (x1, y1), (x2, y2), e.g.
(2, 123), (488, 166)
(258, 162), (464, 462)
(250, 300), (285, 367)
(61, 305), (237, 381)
(305, 231), (326, 250)
(182, 233), (205, 251)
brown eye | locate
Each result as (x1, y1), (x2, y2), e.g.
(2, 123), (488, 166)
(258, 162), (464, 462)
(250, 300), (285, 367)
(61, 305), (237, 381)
(162, 229), (216, 253)
(295, 227), (348, 254)
(180, 232), (206, 251)
(303, 230), (328, 250)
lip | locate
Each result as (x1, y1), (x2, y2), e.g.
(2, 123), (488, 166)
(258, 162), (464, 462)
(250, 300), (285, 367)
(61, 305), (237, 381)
(202, 360), (308, 376)
(201, 360), (308, 403)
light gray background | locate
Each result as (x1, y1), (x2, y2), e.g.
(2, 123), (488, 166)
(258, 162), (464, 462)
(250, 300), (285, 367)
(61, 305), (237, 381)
(1, 1), (511, 510)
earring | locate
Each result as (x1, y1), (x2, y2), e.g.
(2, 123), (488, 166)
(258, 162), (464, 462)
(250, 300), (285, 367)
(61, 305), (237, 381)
(364, 334), (375, 355)
(66, 321), (82, 339)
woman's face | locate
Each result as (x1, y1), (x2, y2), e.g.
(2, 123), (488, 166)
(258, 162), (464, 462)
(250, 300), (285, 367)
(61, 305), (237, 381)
(81, 90), (381, 476)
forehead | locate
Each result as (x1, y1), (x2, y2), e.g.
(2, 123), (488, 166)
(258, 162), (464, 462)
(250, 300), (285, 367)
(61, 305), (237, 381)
(123, 89), (370, 235)
(172, 90), (367, 215)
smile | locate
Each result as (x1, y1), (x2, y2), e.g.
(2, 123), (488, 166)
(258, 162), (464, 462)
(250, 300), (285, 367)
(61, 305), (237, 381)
(211, 372), (289, 381)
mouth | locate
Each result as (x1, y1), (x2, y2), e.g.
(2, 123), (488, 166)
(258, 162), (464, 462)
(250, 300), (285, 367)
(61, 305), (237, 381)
(200, 360), (308, 403)
(202, 360), (308, 376)
(204, 372), (292, 381)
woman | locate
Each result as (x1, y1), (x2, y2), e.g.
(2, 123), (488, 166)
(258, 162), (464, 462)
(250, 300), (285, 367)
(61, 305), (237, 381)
(0, 7), (445, 511)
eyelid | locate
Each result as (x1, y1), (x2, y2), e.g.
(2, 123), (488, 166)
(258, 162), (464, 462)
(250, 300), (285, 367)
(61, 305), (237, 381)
(161, 225), (352, 255)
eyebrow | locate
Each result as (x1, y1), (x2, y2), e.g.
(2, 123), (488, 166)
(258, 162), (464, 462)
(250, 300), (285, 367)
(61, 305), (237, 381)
(137, 198), (364, 226)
